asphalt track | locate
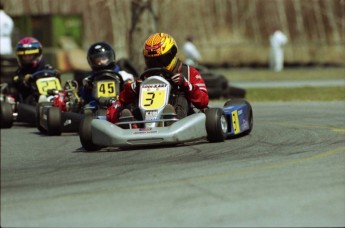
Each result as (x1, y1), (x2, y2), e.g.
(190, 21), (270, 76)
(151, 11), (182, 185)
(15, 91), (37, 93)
(1, 101), (345, 227)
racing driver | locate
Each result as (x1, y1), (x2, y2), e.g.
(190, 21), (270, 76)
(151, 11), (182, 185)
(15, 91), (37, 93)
(111, 32), (209, 123)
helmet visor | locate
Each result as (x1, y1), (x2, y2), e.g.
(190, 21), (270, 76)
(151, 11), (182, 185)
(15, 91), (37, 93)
(89, 51), (114, 69)
(144, 51), (175, 68)
(94, 56), (110, 66)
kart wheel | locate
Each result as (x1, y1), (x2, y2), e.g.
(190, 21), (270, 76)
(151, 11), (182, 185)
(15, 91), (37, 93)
(95, 109), (107, 116)
(205, 108), (228, 142)
(79, 115), (101, 151)
(47, 107), (62, 136)
(0, 102), (13, 128)
(224, 99), (253, 135)
(36, 102), (51, 133)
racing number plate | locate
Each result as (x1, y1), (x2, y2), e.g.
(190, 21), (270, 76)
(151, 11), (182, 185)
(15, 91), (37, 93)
(140, 85), (167, 110)
(36, 77), (62, 95)
(96, 81), (116, 98)
(231, 110), (241, 134)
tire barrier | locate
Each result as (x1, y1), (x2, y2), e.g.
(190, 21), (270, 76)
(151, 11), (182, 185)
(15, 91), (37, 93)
(200, 70), (246, 99)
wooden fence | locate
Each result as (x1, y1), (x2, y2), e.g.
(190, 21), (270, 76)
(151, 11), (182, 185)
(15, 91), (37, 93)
(2, 0), (344, 70)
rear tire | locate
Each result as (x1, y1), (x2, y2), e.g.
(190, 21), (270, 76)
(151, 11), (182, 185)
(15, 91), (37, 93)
(79, 115), (101, 151)
(0, 102), (13, 128)
(205, 108), (228, 142)
(47, 107), (62, 136)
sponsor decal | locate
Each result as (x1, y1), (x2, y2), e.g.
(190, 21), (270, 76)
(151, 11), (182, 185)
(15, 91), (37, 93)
(131, 127), (158, 134)
(133, 130), (158, 134)
(241, 119), (249, 130)
(139, 127), (152, 131)
(231, 110), (241, 134)
(145, 110), (158, 120)
(142, 84), (167, 89)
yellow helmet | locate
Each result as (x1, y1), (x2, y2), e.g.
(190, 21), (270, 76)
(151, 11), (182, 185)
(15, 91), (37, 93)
(143, 33), (178, 71)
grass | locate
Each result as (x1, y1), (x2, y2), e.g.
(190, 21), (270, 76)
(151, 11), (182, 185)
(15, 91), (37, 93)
(244, 86), (345, 102)
(210, 67), (345, 101)
(212, 67), (345, 81)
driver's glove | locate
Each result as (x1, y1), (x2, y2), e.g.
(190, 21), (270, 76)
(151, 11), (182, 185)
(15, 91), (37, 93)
(171, 73), (192, 92)
(130, 78), (142, 94)
(13, 75), (19, 84)
(82, 78), (92, 90)
(23, 74), (33, 86)
(107, 98), (117, 106)
(99, 97), (117, 107)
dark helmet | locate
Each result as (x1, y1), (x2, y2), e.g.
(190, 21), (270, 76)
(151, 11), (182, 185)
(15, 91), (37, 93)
(87, 41), (116, 71)
(16, 37), (43, 68)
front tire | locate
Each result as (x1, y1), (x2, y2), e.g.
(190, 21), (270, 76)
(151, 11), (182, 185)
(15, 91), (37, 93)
(205, 108), (228, 142)
(0, 102), (13, 128)
(47, 107), (62, 136)
(36, 102), (52, 133)
(79, 115), (101, 151)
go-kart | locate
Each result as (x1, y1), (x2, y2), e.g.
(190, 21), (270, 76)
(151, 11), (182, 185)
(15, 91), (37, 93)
(0, 83), (17, 128)
(36, 80), (83, 135)
(82, 69), (122, 116)
(79, 68), (253, 151)
(0, 69), (61, 128)
(36, 70), (122, 135)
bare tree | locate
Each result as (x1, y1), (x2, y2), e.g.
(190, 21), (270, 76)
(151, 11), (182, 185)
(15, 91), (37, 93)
(129, 0), (157, 73)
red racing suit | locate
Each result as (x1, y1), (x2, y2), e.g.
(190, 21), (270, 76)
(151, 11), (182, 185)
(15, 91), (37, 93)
(119, 61), (209, 110)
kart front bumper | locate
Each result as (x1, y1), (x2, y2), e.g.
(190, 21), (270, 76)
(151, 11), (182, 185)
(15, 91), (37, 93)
(91, 113), (207, 147)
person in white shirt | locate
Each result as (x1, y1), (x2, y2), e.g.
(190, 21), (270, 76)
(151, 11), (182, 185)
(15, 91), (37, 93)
(182, 35), (201, 66)
(269, 29), (288, 72)
(0, 3), (14, 55)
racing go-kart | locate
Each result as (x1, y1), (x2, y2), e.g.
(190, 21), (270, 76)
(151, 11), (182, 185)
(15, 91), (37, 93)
(36, 79), (83, 135)
(37, 69), (123, 135)
(0, 69), (61, 128)
(79, 68), (253, 151)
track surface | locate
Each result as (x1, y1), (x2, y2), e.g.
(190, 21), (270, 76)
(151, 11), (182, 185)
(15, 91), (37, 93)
(1, 101), (345, 227)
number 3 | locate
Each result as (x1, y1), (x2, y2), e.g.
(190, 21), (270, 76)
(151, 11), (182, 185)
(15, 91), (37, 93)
(144, 92), (155, 106)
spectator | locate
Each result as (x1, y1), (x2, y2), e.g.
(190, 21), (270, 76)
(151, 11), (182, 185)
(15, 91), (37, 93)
(269, 28), (288, 72)
(0, 2), (14, 55)
(182, 35), (201, 66)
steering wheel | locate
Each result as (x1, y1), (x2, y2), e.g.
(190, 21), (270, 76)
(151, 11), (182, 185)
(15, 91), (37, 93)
(92, 69), (123, 84)
(139, 68), (174, 81)
(31, 69), (58, 79)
